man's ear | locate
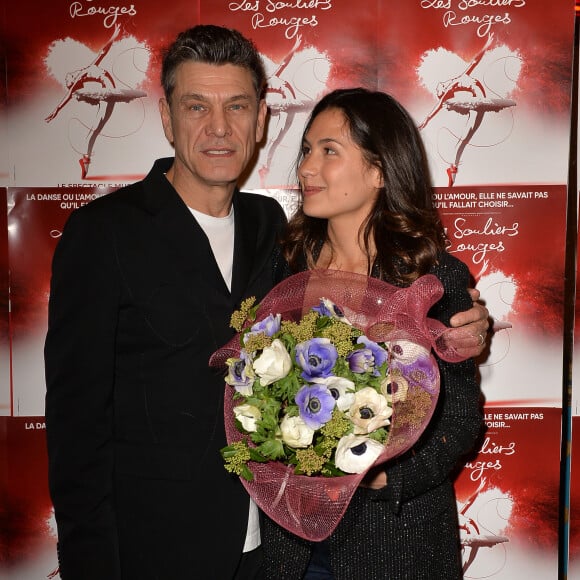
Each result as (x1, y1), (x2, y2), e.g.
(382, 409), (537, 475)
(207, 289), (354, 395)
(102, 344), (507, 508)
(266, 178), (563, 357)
(159, 98), (174, 145)
(256, 99), (268, 143)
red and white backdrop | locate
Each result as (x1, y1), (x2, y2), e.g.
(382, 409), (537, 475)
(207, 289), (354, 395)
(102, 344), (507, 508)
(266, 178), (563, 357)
(0, 1), (576, 578)
(571, 10), (580, 579)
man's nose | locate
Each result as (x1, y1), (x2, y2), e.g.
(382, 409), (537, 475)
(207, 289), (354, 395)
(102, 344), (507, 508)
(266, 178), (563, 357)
(206, 109), (232, 137)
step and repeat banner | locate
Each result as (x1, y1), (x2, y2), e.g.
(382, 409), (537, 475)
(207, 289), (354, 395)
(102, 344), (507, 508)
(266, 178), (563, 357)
(570, 17), (580, 579)
(0, 1), (576, 578)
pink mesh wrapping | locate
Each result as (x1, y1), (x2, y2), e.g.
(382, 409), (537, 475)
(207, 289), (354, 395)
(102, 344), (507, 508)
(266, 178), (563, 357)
(210, 269), (468, 541)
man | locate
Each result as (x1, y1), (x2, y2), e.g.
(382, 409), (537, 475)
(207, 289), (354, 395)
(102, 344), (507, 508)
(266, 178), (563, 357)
(45, 25), (489, 580)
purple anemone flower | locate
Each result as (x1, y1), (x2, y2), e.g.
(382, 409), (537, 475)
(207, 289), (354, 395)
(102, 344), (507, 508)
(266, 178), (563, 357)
(347, 336), (387, 375)
(295, 338), (338, 381)
(243, 313), (281, 344)
(391, 352), (438, 394)
(225, 351), (254, 395)
(295, 384), (335, 430)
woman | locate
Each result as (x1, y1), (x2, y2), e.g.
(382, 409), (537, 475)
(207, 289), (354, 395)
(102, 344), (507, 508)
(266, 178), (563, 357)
(263, 88), (484, 579)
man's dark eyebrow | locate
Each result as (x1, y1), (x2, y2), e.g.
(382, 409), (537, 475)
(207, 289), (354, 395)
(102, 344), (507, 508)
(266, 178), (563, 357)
(180, 93), (253, 103)
(180, 92), (206, 101)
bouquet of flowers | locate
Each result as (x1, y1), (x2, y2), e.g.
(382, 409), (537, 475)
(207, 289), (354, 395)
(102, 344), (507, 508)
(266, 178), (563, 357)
(210, 269), (467, 541)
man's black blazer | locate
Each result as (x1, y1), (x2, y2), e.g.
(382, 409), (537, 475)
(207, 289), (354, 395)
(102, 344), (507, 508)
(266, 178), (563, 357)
(45, 157), (288, 579)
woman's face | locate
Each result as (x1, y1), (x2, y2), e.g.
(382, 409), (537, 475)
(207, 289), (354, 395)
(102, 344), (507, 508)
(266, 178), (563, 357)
(298, 108), (382, 226)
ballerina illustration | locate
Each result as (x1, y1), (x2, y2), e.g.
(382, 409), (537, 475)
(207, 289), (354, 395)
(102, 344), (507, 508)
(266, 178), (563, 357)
(418, 34), (517, 186)
(258, 36), (330, 188)
(459, 478), (510, 575)
(45, 24), (147, 179)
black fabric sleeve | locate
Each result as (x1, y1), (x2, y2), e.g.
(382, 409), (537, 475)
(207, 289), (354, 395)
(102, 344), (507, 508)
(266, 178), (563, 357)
(376, 253), (484, 511)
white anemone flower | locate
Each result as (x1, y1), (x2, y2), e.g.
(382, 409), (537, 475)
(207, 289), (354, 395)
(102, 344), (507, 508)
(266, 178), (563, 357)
(316, 297), (353, 324)
(348, 387), (393, 434)
(280, 415), (315, 448)
(387, 339), (429, 364)
(253, 338), (293, 386)
(335, 434), (384, 473)
(380, 369), (409, 404)
(312, 376), (356, 411)
(233, 404), (261, 433)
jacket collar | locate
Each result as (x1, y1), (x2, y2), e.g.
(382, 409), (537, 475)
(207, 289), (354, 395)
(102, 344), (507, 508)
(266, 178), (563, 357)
(140, 158), (257, 303)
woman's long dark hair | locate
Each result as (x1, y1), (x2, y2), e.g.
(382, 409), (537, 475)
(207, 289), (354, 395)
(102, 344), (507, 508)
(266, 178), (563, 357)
(281, 87), (448, 286)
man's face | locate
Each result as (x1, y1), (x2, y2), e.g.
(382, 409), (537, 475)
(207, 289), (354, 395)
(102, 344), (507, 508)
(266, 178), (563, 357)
(159, 62), (267, 193)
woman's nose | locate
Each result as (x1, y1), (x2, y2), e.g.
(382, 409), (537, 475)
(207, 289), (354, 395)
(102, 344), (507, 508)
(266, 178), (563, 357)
(299, 155), (317, 177)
